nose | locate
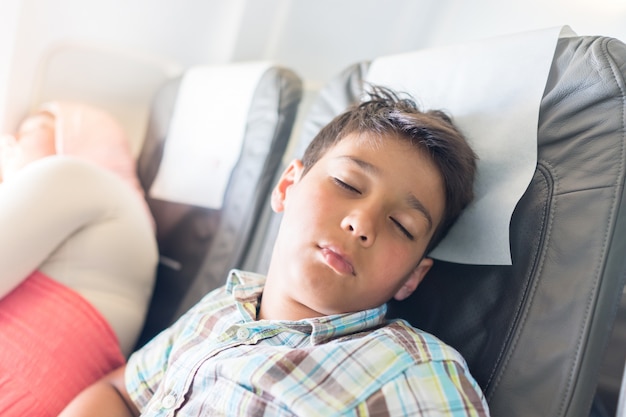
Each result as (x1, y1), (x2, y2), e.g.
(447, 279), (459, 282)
(341, 209), (376, 246)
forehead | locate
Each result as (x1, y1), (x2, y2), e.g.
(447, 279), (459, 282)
(324, 132), (432, 173)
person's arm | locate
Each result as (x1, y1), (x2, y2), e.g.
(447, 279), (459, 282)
(0, 157), (124, 297)
(58, 365), (140, 417)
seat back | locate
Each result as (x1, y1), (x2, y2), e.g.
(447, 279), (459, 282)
(31, 41), (181, 156)
(135, 63), (302, 346)
(242, 34), (626, 417)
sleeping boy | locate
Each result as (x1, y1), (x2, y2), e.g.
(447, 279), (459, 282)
(60, 86), (489, 416)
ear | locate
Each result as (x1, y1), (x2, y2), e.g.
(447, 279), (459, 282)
(270, 159), (304, 213)
(393, 257), (433, 301)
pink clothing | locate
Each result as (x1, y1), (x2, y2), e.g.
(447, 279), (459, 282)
(41, 101), (153, 227)
(0, 271), (125, 416)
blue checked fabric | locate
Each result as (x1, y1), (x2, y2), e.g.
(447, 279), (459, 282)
(126, 270), (489, 416)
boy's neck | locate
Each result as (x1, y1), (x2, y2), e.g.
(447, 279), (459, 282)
(257, 274), (324, 321)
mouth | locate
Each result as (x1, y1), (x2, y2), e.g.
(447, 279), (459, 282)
(319, 245), (355, 276)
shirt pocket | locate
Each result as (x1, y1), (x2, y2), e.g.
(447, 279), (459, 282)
(189, 377), (298, 417)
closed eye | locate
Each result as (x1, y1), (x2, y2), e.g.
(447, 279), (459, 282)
(333, 177), (361, 194)
(390, 217), (414, 240)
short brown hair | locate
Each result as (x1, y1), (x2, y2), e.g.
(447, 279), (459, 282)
(301, 85), (477, 254)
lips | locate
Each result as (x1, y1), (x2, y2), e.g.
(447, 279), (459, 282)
(320, 246), (355, 276)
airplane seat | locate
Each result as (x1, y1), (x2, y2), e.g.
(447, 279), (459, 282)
(29, 41), (181, 157)
(135, 63), (303, 347)
(241, 30), (626, 417)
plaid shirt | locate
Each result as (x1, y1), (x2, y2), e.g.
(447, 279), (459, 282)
(127, 270), (489, 416)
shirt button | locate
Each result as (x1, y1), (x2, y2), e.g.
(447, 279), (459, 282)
(161, 394), (176, 409)
(236, 327), (250, 340)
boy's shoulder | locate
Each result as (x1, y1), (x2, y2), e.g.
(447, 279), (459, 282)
(333, 318), (468, 367)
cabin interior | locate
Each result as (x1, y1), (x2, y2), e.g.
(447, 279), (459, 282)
(1, 1), (625, 416)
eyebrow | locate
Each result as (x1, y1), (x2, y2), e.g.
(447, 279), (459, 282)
(339, 155), (434, 231)
(406, 194), (433, 231)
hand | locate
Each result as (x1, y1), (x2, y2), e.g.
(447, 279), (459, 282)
(58, 366), (140, 417)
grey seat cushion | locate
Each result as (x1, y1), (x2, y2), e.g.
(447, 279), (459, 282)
(136, 66), (302, 347)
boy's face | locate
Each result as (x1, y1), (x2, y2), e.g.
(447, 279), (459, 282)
(265, 132), (445, 319)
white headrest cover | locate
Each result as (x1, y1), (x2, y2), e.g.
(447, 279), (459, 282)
(366, 26), (574, 265)
(149, 61), (272, 209)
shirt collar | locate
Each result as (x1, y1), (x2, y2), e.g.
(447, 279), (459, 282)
(226, 269), (266, 301)
(304, 305), (387, 344)
(226, 269), (388, 344)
